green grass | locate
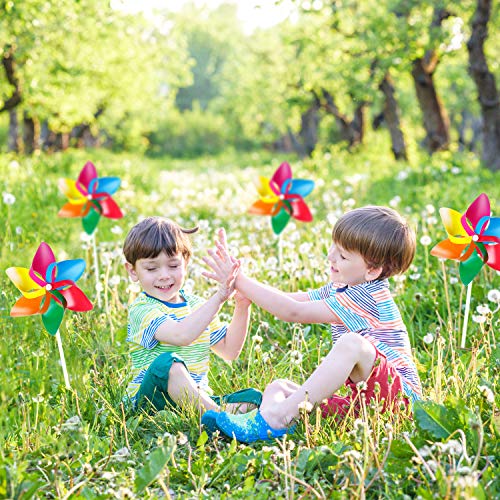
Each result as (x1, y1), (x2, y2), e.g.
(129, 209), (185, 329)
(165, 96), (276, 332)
(0, 140), (499, 498)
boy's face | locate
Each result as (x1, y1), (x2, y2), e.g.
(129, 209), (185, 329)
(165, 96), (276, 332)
(327, 243), (382, 286)
(125, 251), (187, 303)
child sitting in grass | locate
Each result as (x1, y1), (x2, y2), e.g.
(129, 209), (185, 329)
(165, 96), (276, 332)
(123, 216), (261, 415)
(202, 206), (422, 442)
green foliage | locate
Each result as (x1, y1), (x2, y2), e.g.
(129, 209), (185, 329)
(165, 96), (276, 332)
(149, 105), (229, 157)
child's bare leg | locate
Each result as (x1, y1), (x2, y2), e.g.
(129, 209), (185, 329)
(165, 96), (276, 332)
(260, 332), (376, 428)
(167, 362), (219, 412)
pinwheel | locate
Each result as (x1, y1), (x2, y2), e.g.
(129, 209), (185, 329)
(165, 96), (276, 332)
(431, 193), (500, 347)
(58, 161), (123, 235)
(58, 161), (123, 308)
(6, 242), (93, 389)
(248, 162), (315, 235)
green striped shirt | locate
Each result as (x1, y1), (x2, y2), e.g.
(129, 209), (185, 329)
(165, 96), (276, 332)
(126, 291), (227, 402)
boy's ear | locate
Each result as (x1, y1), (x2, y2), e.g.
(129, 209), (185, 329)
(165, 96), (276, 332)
(365, 266), (383, 281)
(125, 262), (139, 282)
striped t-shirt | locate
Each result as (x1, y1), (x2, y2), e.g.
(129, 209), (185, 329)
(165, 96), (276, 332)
(125, 291), (227, 404)
(308, 280), (422, 402)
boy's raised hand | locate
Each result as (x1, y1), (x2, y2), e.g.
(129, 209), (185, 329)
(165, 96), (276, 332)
(202, 240), (240, 301)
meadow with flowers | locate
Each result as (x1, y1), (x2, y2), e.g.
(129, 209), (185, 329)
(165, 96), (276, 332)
(0, 141), (499, 499)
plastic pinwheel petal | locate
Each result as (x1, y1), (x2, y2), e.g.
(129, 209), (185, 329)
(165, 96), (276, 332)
(464, 193), (490, 235)
(58, 202), (91, 218)
(82, 207), (101, 235)
(6, 267), (45, 299)
(483, 216), (500, 238)
(248, 199), (278, 216)
(58, 178), (87, 204)
(31, 242), (56, 280)
(10, 294), (47, 316)
(430, 239), (468, 260)
(99, 196), (123, 218)
(459, 250), (485, 286)
(53, 259), (86, 283)
(272, 207), (291, 234)
(59, 285), (93, 311)
(439, 208), (470, 244)
(255, 176), (278, 203)
(89, 177), (121, 196)
(78, 161), (98, 190)
(42, 299), (65, 335)
(271, 162), (292, 191)
(290, 198), (313, 222)
(286, 179), (315, 198)
(485, 244), (500, 270)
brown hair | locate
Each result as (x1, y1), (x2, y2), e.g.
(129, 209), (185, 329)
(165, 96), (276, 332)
(123, 217), (198, 266)
(332, 206), (415, 280)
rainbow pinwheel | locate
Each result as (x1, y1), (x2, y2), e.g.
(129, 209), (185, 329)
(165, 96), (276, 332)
(6, 242), (93, 335)
(248, 162), (315, 234)
(58, 161), (123, 234)
(431, 193), (500, 285)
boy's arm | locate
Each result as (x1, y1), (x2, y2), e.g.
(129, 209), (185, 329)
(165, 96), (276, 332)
(154, 260), (239, 346)
(234, 272), (340, 324)
(211, 292), (251, 361)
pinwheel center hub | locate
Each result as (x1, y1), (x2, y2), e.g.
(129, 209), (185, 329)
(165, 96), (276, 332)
(45, 284), (52, 291)
(472, 235), (479, 242)
(87, 194), (93, 200)
(279, 194), (285, 200)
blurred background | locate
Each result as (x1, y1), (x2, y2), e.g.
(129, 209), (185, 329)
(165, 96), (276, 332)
(1, 0), (499, 168)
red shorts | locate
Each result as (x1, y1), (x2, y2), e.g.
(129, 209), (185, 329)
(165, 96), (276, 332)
(320, 349), (409, 419)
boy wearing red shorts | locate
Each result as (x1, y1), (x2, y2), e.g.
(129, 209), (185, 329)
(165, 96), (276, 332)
(202, 206), (422, 442)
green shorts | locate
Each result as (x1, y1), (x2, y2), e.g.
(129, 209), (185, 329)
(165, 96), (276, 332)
(135, 352), (262, 412)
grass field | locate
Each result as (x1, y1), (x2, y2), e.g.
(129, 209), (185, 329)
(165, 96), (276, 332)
(0, 142), (498, 498)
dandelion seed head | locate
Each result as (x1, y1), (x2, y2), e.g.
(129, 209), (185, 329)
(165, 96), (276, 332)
(2, 192), (15, 205)
(487, 289), (500, 303)
(423, 333), (434, 344)
(420, 235), (432, 246)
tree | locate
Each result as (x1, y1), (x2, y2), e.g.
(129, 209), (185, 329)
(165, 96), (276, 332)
(467, 0), (500, 171)
(0, 0), (191, 153)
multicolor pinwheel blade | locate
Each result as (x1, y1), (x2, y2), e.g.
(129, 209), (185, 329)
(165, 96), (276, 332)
(58, 161), (123, 234)
(248, 162), (315, 235)
(431, 193), (500, 285)
(6, 242), (93, 335)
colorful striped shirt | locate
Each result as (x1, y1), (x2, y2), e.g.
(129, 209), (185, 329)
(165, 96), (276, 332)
(125, 291), (227, 403)
(308, 279), (422, 402)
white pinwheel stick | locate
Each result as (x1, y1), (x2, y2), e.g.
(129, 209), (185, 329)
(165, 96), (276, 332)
(91, 232), (102, 308)
(55, 330), (71, 390)
(460, 282), (472, 349)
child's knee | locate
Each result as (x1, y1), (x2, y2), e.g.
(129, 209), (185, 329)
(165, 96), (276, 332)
(168, 360), (187, 379)
(336, 332), (373, 357)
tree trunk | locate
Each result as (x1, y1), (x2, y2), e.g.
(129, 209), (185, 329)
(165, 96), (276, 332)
(467, 0), (500, 171)
(379, 72), (408, 160)
(411, 8), (451, 153)
(23, 114), (40, 154)
(351, 102), (366, 146)
(298, 98), (321, 156)
(8, 109), (21, 152)
(321, 89), (366, 147)
(1, 48), (22, 113)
